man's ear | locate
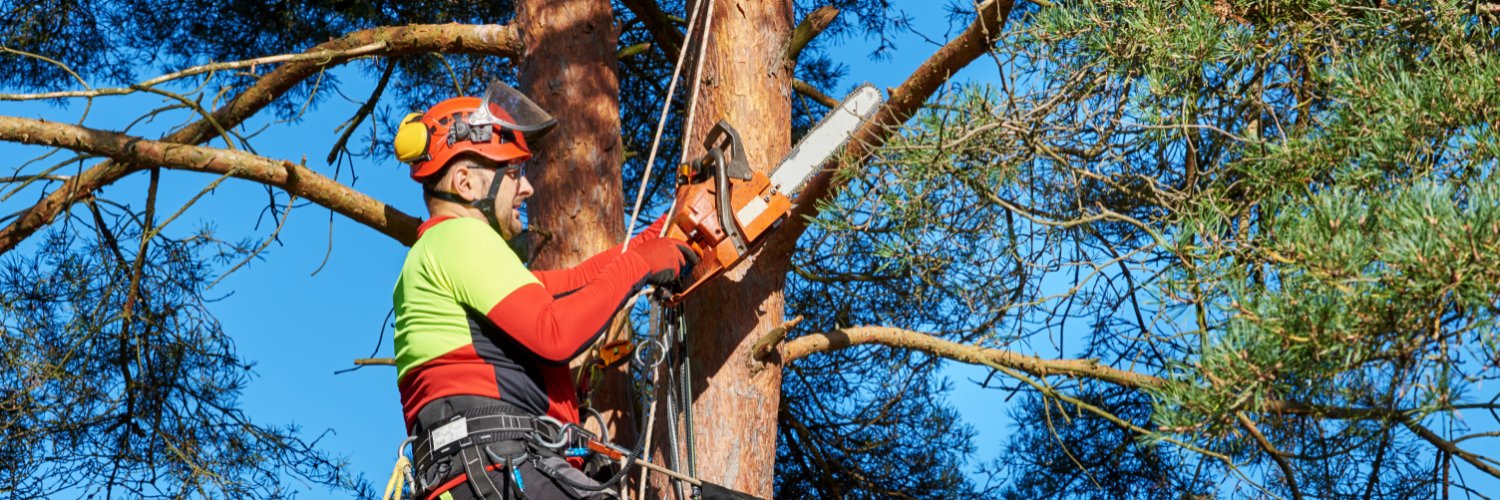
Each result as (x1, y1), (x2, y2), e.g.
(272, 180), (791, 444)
(449, 163), (474, 201)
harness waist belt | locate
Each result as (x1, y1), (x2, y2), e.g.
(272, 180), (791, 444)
(412, 411), (537, 474)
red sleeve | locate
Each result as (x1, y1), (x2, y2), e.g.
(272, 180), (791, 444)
(490, 251), (652, 363)
(530, 216), (667, 296)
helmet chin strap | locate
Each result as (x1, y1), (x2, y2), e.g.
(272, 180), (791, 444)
(424, 170), (511, 237)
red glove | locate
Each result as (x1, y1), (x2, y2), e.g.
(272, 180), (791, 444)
(633, 237), (698, 289)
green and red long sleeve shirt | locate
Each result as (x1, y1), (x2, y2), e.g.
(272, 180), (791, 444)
(392, 216), (660, 432)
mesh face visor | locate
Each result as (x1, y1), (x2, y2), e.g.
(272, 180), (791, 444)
(468, 80), (558, 141)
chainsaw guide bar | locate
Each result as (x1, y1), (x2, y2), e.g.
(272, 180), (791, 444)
(663, 84), (884, 303)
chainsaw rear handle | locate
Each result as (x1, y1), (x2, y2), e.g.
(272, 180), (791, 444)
(709, 147), (749, 255)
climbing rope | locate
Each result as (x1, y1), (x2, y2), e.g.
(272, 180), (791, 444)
(624, 0), (718, 250)
(382, 437), (416, 500)
(615, 0), (719, 495)
(675, 303), (699, 484)
(661, 304), (687, 500)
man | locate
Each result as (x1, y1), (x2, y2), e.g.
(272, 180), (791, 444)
(391, 82), (696, 500)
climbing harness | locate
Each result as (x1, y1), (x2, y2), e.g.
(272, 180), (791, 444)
(385, 397), (648, 500)
(381, 336), (748, 500)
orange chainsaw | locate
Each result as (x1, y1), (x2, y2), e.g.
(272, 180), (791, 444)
(662, 84), (882, 302)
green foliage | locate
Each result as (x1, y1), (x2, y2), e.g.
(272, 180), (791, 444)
(1158, 178), (1500, 437)
(787, 0), (1500, 496)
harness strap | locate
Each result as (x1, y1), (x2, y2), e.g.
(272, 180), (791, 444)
(412, 398), (538, 499)
(460, 444), (506, 499)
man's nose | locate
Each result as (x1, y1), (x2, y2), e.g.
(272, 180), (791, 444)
(517, 175), (534, 199)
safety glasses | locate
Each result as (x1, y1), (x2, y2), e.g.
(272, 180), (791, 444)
(467, 160), (527, 180)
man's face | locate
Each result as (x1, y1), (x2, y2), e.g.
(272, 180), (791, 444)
(462, 158), (533, 239)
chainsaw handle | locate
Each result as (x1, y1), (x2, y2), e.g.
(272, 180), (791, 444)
(703, 121), (752, 181)
(709, 147), (749, 255)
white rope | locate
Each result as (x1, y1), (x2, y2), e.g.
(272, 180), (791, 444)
(620, 3), (720, 496)
(657, 0), (720, 240)
(675, 0), (717, 169)
(623, 0), (711, 251)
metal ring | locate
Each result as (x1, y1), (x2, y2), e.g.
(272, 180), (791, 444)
(532, 416), (572, 450)
(396, 435), (415, 461)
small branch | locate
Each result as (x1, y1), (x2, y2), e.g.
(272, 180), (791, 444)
(118, 168), (161, 340)
(984, 358), (1232, 462)
(0, 42), (389, 101)
(209, 192), (297, 289)
(752, 315), (804, 361)
(0, 46), (90, 91)
(326, 58), (396, 165)
(0, 174), (70, 183)
(353, 358), (395, 366)
(1237, 412), (1303, 500)
(619, 42), (653, 60)
(786, 6), (840, 64)
(792, 79), (839, 109)
(784, 326), (1163, 389)
(128, 84), (241, 151)
(1403, 417), (1500, 479)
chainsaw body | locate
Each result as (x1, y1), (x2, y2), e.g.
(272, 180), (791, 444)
(654, 85), (884, 302)
(663, 121), (792, 302)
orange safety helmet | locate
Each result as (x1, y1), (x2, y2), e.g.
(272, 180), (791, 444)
(394, 81), (556, 182)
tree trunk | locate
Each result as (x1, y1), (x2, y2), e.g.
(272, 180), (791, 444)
(516, 1), (624, 254)
(515, 0), (638, 443)
(519, 0), (792, 496)
(675, 1), (793, 497)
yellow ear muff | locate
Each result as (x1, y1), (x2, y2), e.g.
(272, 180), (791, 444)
(393, 112), (431, 163)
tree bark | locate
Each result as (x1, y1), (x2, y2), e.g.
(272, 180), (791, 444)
(513, 0), (637, 445)
(675, 1), (794, 497)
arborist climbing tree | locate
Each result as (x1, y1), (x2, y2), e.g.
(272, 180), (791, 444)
(388, 81), (698, 499)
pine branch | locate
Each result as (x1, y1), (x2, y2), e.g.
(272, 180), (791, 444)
(781, 326), (1162, 389)
(768, 0), (1020, 257)
(785, 6), (839, 65)
(0, 23), (521, 255)
(0, 116), (421, 245)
